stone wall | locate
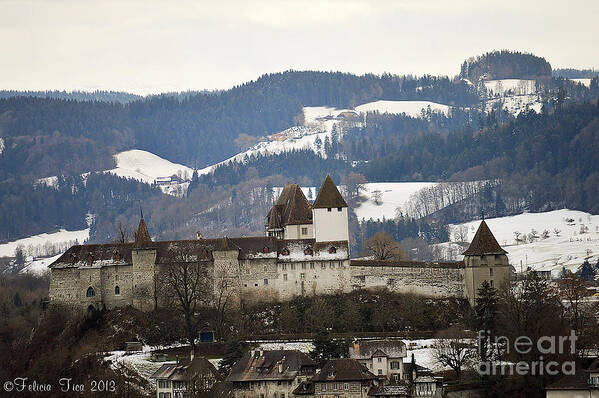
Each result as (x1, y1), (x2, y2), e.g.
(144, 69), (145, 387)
(350, 264), (465, 298)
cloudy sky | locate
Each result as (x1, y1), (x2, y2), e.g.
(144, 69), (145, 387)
(1, 0), (597, 94)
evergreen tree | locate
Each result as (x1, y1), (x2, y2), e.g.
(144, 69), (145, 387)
(473, 280), (498, 361)
(218, 339), (244, 376)
(14, 245), (25, 267)
(577, 260), (596, 281)
(309, 330), (348, 363)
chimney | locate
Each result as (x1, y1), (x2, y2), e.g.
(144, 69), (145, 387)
(196, 231), (203, 240)
(353, 342), (360, 357)
(279, 362), (283, 373)
(190, 350), (194, 362)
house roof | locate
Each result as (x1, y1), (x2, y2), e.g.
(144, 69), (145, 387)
(151, 356), (221, 382)
(312, 175), (348, 209)
(267, 184), (313, 228)
(545, 372), (595, 390)
(292, 381), (315, 395)
(226, 350), (316, 382)
(349, 340), (407, 360)
(310, 359), (375, 382)
(462, 220), (507, 256)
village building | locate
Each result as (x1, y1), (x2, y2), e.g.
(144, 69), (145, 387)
(545, 358), (599, 398)
(226, 349), (318, 398)
(151, 354), (222, 398)
(48, 175), (510, 311)
(349, 340), (407, 381)
(294, 358), (378, 398)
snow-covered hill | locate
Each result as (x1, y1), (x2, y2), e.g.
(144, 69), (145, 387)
(108, 149), (193, 184)
(449, 209), (599, 276)
(355, 100), (451, 117)
(483, 79), (543, 116)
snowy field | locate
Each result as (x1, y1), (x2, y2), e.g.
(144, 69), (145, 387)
(487, 94), (543, 116)
(355, 100), (450, 117)
(0, 228), (89, 258)
(450, 209), (599, 276)
(355, 182), (439, 221)
(21, 253), (62, 275)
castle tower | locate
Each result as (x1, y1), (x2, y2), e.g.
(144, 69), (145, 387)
(131, 214), (157, 311)
(462, 220), (510, 306)
(312, 175), (349, 243)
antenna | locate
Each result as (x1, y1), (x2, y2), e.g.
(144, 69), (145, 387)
(481, 209), (485, 221)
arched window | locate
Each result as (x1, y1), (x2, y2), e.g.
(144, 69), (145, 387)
(114, 286), (120, 296)
(329, 246), (337, 254)
(86, 287), (95, 297)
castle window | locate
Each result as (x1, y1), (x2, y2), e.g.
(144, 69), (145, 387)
(490, 280), (494, 287)
(489, 268), (494, 276)
(264, 266), (267, 272)
(310, 262), (315, 269)
(327, 208), (332, 212)
(337, 207), (342, 211)
(330, 262), (335, 269)
(282, 263), (287, 270)
(329, 246), (337, 254)
(301, 227), (308, 235)
(300, 273), (305, 280)
(291, 263), (295, 270)
(115, 286), (120, 296)
(264, 279), (268, 285)
(283, 274), (288, 281)
(115, 274), (119, 281)
(302, 263), (306, 270)
(321, 263), (326, 269)
(86, 287), (95, 297)
(281, 248), (289, 256)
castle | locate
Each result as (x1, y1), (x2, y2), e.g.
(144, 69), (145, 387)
(48, 175), (510, 311)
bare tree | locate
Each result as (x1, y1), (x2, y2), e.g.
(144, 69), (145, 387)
(432, 326), (475, 381)
(342, 173), (367, 203)
(455, 225), (468, 242)
(364, 232), (408, 261)
(558, 272), (589, 333)
(114, 221), (132, 243)
(163, 252), (212, 350)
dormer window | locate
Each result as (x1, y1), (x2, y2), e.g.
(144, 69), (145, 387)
(329, 246), (337, 254)
(304, 247), (313, 255)
(281, 248), (289, 256)
(263, 246), (270, 254)
(86, 253), (94, 264)
(70, 253), (77, 264)
(113, 250), (121, 261)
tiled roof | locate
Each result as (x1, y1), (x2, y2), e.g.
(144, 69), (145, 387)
(349, 340), (407, 360)
(150, 356), (221, 382)
(545, 372), (595, 390)
(133, 217), (153, 248)
(226, 350), (316, 382)
(312, 175), (348, 209)
(462, 220), (507, 256)
(311, 359), (375, 382)
(267, 184), (313, 229)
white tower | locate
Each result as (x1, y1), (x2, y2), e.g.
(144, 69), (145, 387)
(312, 175), (349, 243)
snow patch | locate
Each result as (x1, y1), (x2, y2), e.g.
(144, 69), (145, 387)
(108, 149), (194, 185)
(21, 254), (62, 275)
(484, 79), (537, 96)
(569, 78), (592, 87)
(355, 100), (450, 117)
(0, 137), (4, 155)
(0, 228), (90, 258)
(355, 182), (439, 221)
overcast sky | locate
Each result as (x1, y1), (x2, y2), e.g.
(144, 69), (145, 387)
(1, 0), (598, 95)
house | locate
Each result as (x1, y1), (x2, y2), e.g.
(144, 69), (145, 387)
(151, 354), (222, 398)
(349, 340), (407, 381)
(295, 358), (378, 398)
(545, 358), (599, 397)
(226, 349), (318, 398)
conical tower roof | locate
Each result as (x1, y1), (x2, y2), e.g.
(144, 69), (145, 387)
(313, 175), (348, 209)
(133, 216), (153, 248)
(462, 220), (507, 256)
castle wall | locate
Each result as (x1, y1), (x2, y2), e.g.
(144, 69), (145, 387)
(100, 265), (134, 309)
(350, 264), (465, 298)
(284, 223), (313, 239)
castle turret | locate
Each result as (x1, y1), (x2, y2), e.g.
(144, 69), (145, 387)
(266, 184), (313, 239)
(132, 214), (157, 311)
(462, 220), (509, 306)
(312, 175), (349, 243)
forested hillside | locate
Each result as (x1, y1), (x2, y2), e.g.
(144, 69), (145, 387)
(460, 50), (552, 82)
